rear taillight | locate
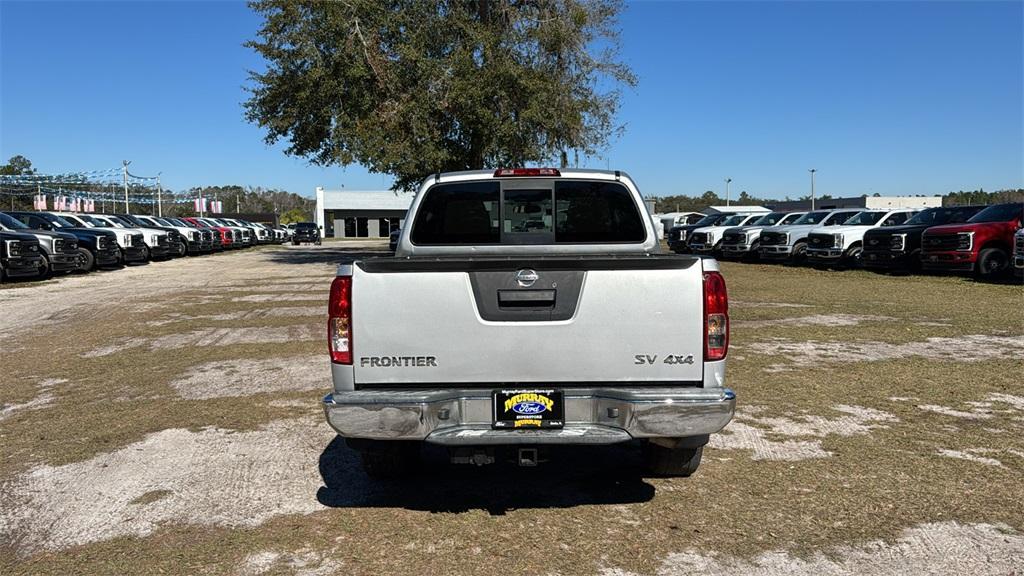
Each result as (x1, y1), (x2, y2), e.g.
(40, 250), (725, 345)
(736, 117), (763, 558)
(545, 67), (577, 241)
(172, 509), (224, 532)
(328, 276), (352, 364)
(703, 271), (729, 361)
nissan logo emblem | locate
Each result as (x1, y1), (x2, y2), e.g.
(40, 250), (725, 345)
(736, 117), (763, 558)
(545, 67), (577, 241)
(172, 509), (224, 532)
(515, 269), (539, 287)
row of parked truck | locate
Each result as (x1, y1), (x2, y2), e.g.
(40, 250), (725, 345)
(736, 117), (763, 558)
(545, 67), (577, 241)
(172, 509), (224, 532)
(665, 202), (1024, 280)
(0, 211), (293, 283)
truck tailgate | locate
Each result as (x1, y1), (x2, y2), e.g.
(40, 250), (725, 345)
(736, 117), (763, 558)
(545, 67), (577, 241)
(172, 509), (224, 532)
(351, 257), (705, 385)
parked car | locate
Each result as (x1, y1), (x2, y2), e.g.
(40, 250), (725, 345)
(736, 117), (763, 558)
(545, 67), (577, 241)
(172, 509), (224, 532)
(719, 211), (806, 260)
(805, 209), (917, 267)
(1014, 228), (1024, 280)
(758, 209), (863, 263)
(53, 212), (149, 264)
(659, 212), (705, 236)
(292, 222), (320, 245)
(861, 205), (987, 272)
(226, 218), (270, 244)
(92, 215), (174, 260)
(154, 216), (217, 253)
(687, 213), (764, 256)
(0, 212), (82, 277)
(117, 214), (200, 257)
(667, 213), (734, 254)
(182, 217), (235, 250)
(206, 218), (253, 247)
(323, 168), (734, 478)
(5, 211), (121, 270)
(921, 202), (1024, 279)
(0, 229), (45, 282)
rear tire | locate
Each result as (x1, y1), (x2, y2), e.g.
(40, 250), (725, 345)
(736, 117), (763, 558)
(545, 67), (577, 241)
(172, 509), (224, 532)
(976, 248), (1009, 279)
(643, 440), (704, 477)
(349, 440), (419, 480)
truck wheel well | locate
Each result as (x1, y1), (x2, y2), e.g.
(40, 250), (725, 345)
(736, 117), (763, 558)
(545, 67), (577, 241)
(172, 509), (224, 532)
(979, 241), (1009, 253)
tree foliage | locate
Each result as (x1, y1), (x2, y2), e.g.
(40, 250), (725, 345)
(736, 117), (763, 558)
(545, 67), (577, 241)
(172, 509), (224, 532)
(244, 0), (637, 190)
(279, 207), (311, 224)
(165, 185), (314, 218)
(0, 155), (34, 176)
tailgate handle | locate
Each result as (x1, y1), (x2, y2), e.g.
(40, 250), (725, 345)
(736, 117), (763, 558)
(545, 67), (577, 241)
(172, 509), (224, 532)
(497, 289), (556, 308)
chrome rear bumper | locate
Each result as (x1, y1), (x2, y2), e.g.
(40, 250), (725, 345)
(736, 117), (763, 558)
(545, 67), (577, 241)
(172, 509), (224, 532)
(322, 387), (736, 445)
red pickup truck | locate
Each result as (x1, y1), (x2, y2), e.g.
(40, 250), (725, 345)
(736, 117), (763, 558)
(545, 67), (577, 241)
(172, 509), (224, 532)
(921, 202), (1023, 278)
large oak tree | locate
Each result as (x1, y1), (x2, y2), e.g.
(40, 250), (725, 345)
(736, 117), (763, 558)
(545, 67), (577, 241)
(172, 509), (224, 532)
(244, 0), (636, 190)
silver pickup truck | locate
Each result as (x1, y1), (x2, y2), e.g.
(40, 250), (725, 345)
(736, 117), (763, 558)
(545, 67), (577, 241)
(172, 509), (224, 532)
(322, 168), (734, 478)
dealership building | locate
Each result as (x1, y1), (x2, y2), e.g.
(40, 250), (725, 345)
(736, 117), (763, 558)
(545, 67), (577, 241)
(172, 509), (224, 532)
(314, 187), (415, 238)
(766, 195), (942, 212)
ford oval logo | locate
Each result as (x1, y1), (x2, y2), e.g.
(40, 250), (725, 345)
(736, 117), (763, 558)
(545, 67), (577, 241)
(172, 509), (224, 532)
(512, 401), (547, 415)
(515, 268), (539, 287)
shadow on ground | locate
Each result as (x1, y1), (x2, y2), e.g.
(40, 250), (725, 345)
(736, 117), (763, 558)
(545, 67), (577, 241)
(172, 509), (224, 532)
(265, 245), (391, 266)
(316, 436), (655, 515)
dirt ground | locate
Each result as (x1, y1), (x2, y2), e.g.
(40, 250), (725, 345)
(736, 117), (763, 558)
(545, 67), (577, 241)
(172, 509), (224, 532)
(1, 242), (1022, 575)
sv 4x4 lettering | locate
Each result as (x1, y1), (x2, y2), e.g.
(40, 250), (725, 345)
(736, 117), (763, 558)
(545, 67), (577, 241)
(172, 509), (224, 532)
(634, 354), (695, 365)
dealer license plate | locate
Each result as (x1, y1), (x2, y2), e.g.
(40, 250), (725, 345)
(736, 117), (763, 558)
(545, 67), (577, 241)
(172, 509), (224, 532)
(492, 389), (564, 429)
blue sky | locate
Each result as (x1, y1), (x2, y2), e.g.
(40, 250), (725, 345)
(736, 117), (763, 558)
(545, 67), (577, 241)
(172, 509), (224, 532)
(1, 1), (1021, 199)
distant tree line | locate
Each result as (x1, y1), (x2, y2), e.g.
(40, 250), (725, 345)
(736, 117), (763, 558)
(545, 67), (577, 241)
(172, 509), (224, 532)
(164, 185), (313, 221)
(942, 189), (1024, 206)
(0, 155), (313, 220)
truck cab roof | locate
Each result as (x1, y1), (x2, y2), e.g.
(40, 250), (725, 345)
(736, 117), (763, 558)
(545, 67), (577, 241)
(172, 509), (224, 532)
(394, 169), (660, 257)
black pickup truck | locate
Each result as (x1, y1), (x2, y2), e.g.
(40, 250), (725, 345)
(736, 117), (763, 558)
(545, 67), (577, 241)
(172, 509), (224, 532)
(861, 205), (986, 272)
(667, 213), (733, 254)
(292, 222), (321, 245)
(0, 229), (46, 282)
(0, 212), (82, 276)
(6, 211), (121, 270)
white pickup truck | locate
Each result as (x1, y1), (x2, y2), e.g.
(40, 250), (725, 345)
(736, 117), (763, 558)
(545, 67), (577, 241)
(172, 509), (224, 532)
(686, 212), (764, 255)
(758, 209), (863, 263)
(805, 209), (916, 266)
(322, 168), (735, 478)
(719, 211), (806, 260)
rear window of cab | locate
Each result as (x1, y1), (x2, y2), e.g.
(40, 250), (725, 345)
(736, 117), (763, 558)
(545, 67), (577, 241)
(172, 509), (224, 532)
(410, 180), (646, 245)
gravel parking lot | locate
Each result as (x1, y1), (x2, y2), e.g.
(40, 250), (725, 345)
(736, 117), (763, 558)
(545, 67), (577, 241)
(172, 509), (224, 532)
(1, 242), (1022, 575)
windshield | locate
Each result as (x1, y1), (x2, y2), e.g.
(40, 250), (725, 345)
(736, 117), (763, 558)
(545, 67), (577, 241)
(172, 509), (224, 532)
(102, 216), (130, 228)
(790, 211), (830, 225)
(967, 203), (1023, 224)
(905, 207), (979, 226)
(0, 212), (30, 230)
(295, 222), (316, 229)
(692, 214), (726, 227)
(751, 212), (789, 226)
(824, 211), (860, 225)
(842, 211), (886, 226)
(719, 214), (749, 226)
(83, 215), (114, 227)
(40, 214), (76, 228)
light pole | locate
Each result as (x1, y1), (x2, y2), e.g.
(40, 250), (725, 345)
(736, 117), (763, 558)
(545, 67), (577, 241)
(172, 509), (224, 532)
(156, 172), (163, 217)
(122, 160), (131, 214)
(808, 169), (817, 210)
(725, 178), (732, 207)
